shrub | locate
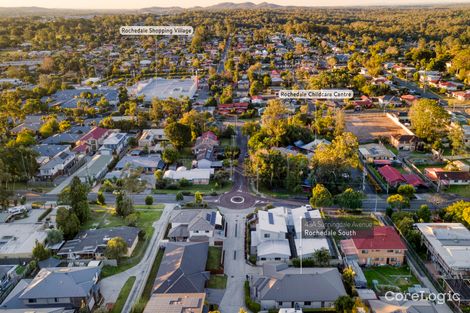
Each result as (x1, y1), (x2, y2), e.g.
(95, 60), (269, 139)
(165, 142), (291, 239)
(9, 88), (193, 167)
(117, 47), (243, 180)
(37, 208), (52, 222)
(144, 195), (154, 206)
(244, 281), (261, 313)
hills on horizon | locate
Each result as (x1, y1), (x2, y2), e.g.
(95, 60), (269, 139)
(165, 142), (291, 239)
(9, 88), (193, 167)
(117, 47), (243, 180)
(0, 1), (469, 16)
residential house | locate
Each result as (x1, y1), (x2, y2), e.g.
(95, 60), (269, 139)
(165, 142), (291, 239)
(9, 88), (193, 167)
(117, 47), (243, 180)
(378, 95), (402, 107)
(340, 226), (406, 266)
(251, 263), (347, 310)
(57, 226), (140, 260)
(37, 151), (77, 180)
(416, 223), (470, 278)
(251, 210), (290, 263)
(74, 127), (110, 153)
(291, 207), (330, 259)
(390, 134), (422, 151)
(0, 267), (100, 311)
(33, 144), (71, 166)
(378, 165), (425, 188)
(192, 131), (219, 155)
(138, 129), (167, 152)
(99, 132), (127, 155)
(196, 148), (222, 169)
(143, 293), (206, 313)
(115, 155), (165, 172)
(163, 167), (214, 185)
(168, 209), (224, 245)
(368, 299), (437, 313)
(425, 168), (470, 187)
(359, 144), (396, 164)
(451, 90), (470, 101)
(153, 242), (209, 294)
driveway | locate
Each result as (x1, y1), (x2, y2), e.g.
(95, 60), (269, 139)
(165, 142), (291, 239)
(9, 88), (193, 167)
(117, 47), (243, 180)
(218, 210), (262, 313)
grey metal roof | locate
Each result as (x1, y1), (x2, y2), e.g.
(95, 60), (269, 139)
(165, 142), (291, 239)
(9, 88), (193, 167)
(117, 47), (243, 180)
(153, 242), (209, 294)
(167, 225), (189, 238)
(18, 267), (100, 299)
(57, 226), (139, 256)
(33, 145), (70, 158)
(254, 266), (346, 302)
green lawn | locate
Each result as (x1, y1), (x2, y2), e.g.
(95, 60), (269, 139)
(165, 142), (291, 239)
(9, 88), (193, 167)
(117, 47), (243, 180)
(111, 276), (136, 313)
(363, 266), (419, 291)
(445, 185), (470, 198)
(153, 181), (233, 195)
(134, 204), (164, 210)
(206, 274), (227, 289)
(206, 246), (223, 271)
(258, 186), (307, 199)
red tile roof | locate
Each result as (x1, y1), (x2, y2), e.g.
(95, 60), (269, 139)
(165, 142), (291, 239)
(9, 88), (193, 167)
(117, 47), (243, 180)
(80, 127), (109, 141)
(403, 174), (425, 187)
(353, 226), (406, 250)
(378, 165), (405, 185)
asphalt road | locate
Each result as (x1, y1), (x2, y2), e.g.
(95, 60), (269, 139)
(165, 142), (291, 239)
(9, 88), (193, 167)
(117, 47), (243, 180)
(217, 37), (231, 74)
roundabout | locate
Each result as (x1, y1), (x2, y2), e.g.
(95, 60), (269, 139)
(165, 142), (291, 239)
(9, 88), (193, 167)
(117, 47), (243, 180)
(230, 196), (245, 204)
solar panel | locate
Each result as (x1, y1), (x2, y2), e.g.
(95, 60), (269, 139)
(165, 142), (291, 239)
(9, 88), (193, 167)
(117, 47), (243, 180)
(206, 213), (211, 222)
(268, 212), (274, 225)
(210, 211), (216, 225)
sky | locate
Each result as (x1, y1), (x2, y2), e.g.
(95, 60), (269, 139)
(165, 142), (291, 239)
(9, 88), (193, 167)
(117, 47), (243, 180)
(0, 0), (468, 9)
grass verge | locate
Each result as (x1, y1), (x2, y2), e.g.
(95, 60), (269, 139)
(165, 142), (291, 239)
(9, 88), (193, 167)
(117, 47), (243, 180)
(207, 275), (227, 289)
(111, 276), (136, 313)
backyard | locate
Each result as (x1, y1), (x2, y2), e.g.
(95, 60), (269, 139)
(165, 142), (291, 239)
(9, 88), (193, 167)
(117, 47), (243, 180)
(363, 266), (420, 292)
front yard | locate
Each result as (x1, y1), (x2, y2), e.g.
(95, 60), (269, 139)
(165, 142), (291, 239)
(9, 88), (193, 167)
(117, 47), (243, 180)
(206, 246), (223, 271)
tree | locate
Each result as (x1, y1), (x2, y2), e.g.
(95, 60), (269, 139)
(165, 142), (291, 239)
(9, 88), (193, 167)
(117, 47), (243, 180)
(213, 170), (230, 187)
(164, 122), (191, 150)
(105, 237), (128, 261)
(194, 191), (203, 205)
(313, 247), (330, 266)
(387, 194), (409, 210)
(32, 240), (50, 261)
(397, 184), (415, 199)
(125, 213), (139, 227)
(145, 195), (154, 206)
(336, 188), (363, 210)
(310, 184), (333, 208)
(97, 191), (105, 205)
(46, 229), (63, 245)
(59, 177), (90, 223)
(162, 147), (178, 164)
(176, 192), (184, 201)
(56, 207), (80, 239)
(409, 99), (450, 143)
(342, 266), (355, 295)
(417, 204), (431, 222)
(335, 295), (354, 313)
(311, 133), (359, 192)
(261, 99), (289, 145)
(115, 192), (134, 217)
(15, 129), (36, 146)
(449, 126), (466, 155)
(396, 216), (414, 237)
(444, 201), (470, 225)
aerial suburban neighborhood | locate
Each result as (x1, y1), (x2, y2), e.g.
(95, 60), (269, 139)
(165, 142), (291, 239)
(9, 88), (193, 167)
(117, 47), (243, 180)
(0, 1), (469, 313)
